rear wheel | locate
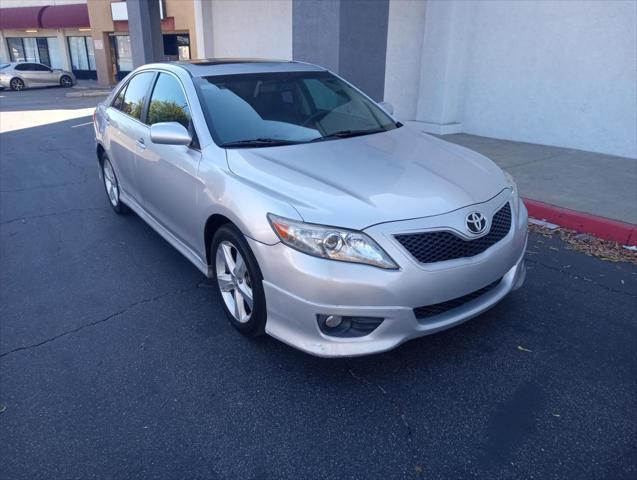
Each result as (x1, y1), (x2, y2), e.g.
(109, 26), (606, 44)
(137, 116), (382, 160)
(9, 78), (24, 91)
(211, 224), (266, 337)
(60, 75), (73, 88)
(101, 154), (129, 214)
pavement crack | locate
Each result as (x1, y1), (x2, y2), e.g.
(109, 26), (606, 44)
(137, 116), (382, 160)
(1, 207), (107, 225)
(0, 285), (199, 359)
(349, 368), (424, 477)
(0, 180), (88, 194)
(526, 257), (637, 298)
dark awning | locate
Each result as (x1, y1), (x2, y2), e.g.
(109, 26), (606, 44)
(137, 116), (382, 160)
(0, 7), (42, 29)
(0, 3), (89, 30)
(40, 4), (90, 29)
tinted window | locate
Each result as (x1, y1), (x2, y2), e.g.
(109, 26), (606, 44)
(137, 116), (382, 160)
(112, 84), (127, 111)
(194, 71), (397, 147)
(147, 73), (191, 128)
(14, 63), (30, 71)
(119, 72), (154, 120)
(31, 63), (50, 72)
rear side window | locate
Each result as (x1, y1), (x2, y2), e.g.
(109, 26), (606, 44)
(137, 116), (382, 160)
(147, 73), (191, 128)
(117, 72), (154, 120)
(32, 64), (50, 72)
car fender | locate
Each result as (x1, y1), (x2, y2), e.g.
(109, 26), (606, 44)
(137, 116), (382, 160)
(197, 150), (302, 249)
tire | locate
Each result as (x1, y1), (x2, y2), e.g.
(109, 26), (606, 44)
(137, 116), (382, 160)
(60, 75), (73, 88)
(100, 153), (129, 214)
(211, 224), (267, 337)
(9, 78), (24, 91)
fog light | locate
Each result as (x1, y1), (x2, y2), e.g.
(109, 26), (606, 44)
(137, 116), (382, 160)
(324, 314), (342, 328)
(317, 314), (384, 337)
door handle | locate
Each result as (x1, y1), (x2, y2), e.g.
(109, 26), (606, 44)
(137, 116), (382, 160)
(136, 138), (146, 150)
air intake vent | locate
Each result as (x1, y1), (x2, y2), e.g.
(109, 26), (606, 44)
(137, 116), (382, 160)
(414, 278), (502, 320)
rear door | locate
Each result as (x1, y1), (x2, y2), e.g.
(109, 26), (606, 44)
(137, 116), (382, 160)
(19, 63), (50, 86)
(103, 71), (155, 205)
(30, 63), (56, 85)
(135, 71), (202, 251)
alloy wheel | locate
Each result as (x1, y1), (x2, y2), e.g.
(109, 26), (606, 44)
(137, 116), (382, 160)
(10, 79), (24, 91)
(60, 76), (73, 87)
(102, 159), (119, 207)
(215, 241), (254, 323)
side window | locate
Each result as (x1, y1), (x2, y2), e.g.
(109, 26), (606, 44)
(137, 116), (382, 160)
(112, 84), (127, 111)
(14, 63), (29, 71)
(147, 73), (191, 128)
(119, 72), (154, 121)
(32, 64), (50, 72)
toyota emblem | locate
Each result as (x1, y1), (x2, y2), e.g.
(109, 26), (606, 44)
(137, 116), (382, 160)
(466, 212), (487, 234)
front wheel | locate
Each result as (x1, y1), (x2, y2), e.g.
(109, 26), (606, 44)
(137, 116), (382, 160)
(211, 224), (267, 337)
(60, 75), (73, 88)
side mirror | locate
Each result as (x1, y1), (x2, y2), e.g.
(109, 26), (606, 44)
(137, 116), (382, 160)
(149, 122), (192, 146)
(378, 101), (394, 116)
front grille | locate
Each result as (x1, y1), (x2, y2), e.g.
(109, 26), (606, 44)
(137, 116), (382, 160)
(395, 203), (512, 264)
(413, 278), (502, 320)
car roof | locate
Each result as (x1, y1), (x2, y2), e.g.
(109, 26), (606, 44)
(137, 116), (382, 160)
(169, 58), (327, 77)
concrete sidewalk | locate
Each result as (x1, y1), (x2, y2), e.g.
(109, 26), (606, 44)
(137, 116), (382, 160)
(441, 133), (637, 226)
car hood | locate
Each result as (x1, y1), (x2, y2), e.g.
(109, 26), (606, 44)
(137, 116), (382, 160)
(226, 125), (508, 230)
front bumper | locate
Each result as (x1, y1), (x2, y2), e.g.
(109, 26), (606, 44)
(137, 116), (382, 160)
(249, 191), (528, 357)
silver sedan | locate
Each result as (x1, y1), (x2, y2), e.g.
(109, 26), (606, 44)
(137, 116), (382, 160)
(93, 59), (527, 357)
(0, 62), (76, 91)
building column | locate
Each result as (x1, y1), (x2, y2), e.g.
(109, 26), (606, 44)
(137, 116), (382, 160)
(411, 0), (472, 134)
(0, 32), (9, 63)
(127, 0), (164, 67)
(57, 31), (72, 72)
(92, 33), (115, 86)
(292, 0), (390, 101)
(193, 0), (213, 59)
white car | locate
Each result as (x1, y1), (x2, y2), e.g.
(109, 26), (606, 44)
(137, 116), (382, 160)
(0, 62), (76, 91)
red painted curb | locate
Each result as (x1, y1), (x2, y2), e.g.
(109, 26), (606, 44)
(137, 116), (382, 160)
(523, 198), (637, 246)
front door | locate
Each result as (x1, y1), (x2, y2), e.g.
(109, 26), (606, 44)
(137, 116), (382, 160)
(104, 71), (155, 204)
(135, 72), (202, 252)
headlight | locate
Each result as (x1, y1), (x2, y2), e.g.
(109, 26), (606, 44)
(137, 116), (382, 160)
(267, 214), (398, 269)
(504, 171), (518, 195)
(504, 171), (520, 210)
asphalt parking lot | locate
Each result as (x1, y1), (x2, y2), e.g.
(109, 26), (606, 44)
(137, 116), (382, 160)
(1, 87), (636, 480)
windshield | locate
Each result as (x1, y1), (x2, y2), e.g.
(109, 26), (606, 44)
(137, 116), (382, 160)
(0, 64), (10, 70)
(194, 71), (398, 147)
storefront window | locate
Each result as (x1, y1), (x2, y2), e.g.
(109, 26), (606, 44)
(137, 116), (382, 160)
(47, 38), (63, 69)
(86, 37), (96, 70)
(115, 36), (133, 72)
(68, 36), (89, 70)
(23, 38), (38, 62)
(6, 37), (60, 67)
(7, 38), (25, 62)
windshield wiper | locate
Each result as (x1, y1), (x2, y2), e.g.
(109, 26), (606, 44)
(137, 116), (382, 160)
(309, 128), (387, 143)
(220, 138), (304, 148)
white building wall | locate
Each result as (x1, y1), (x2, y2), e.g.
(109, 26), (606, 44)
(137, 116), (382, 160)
(461, 0), (637, 159)
(209, 0), (292, 59)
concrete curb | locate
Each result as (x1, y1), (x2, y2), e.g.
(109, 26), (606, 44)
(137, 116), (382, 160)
(523, 198), (637, 246)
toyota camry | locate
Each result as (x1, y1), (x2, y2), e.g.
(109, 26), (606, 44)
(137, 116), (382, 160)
(93, 59), (527, 357)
